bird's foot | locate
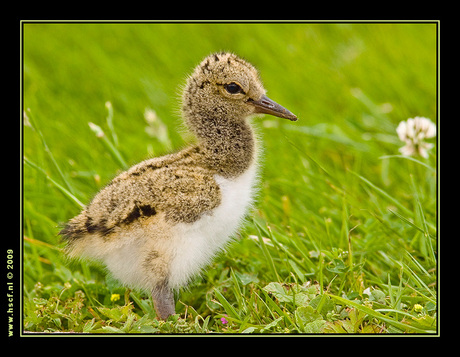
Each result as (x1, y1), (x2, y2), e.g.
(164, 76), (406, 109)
(152, 287), (175, 320)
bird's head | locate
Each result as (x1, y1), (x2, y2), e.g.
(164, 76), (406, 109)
(182, 52), (297, 124)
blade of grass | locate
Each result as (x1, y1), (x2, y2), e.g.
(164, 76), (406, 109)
(385, 255), (436, 303)
(25, 108), (76, 195)
(259, 287), (299, 332)
(379, 155), (436, 173)
(129, 292), (156, 319)
(282, 133), (333, 178)
(406, 251), (430, 277)
(388, 208), (428, 236)
(214, 288), (241, 321)
(404, 282), (437, 305)
(253, 219), (281, 282)
(24, 156), (85, 209)
(105, 101), (119, 147)
(402, 261), (436, 301)
(350, 88), (394, 129)
(24, 235), (62, 251)
(410, 174), (436, 262)
(350, 170), (413, 217)
(327, 293), (433, 333)
(88, 122), (128, 169)
(230, 268), (248, 314)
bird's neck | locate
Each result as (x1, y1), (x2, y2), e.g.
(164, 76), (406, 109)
(186, 113), (256, 178)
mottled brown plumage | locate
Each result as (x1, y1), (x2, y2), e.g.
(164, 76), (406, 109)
(60, 52), (297, 320)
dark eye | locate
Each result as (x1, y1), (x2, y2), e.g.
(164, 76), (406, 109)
(224, 82), (244, 94)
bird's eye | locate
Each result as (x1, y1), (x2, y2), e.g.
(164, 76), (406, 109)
(224, 82), (244, 94)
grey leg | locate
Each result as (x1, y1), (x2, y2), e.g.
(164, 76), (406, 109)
(152, 287), (175, 320)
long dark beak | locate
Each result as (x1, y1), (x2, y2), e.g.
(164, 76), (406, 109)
(248, 94), (298, 121)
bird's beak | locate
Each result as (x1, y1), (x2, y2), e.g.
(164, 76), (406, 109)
(248, 95), (298, 121)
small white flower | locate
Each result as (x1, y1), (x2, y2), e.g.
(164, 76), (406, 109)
(396, 117), (436, 158)
(144, 108), (157, 124)
(143, 107), (172, 150)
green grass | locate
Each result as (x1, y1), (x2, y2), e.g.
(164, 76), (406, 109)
(23, 22), (437, 334)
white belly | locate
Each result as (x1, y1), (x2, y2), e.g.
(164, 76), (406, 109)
(168, 163), (259, 289)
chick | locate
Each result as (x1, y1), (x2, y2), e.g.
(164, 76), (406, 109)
(60, 52), (297, 320)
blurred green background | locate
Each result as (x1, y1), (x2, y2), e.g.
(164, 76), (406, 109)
(24, 22), (436, 218)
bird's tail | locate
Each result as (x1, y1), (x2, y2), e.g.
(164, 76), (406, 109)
(59, 211), (88, 242)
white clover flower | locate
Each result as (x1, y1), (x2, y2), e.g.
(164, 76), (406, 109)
(396, 117), (436, 158)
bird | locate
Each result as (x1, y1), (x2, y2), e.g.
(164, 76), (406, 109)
(59, 52), (297, 320)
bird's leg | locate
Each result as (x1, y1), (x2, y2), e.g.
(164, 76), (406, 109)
(152, 285), (175, 320)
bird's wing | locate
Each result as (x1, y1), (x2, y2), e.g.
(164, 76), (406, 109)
(60, 162), (221, 240)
